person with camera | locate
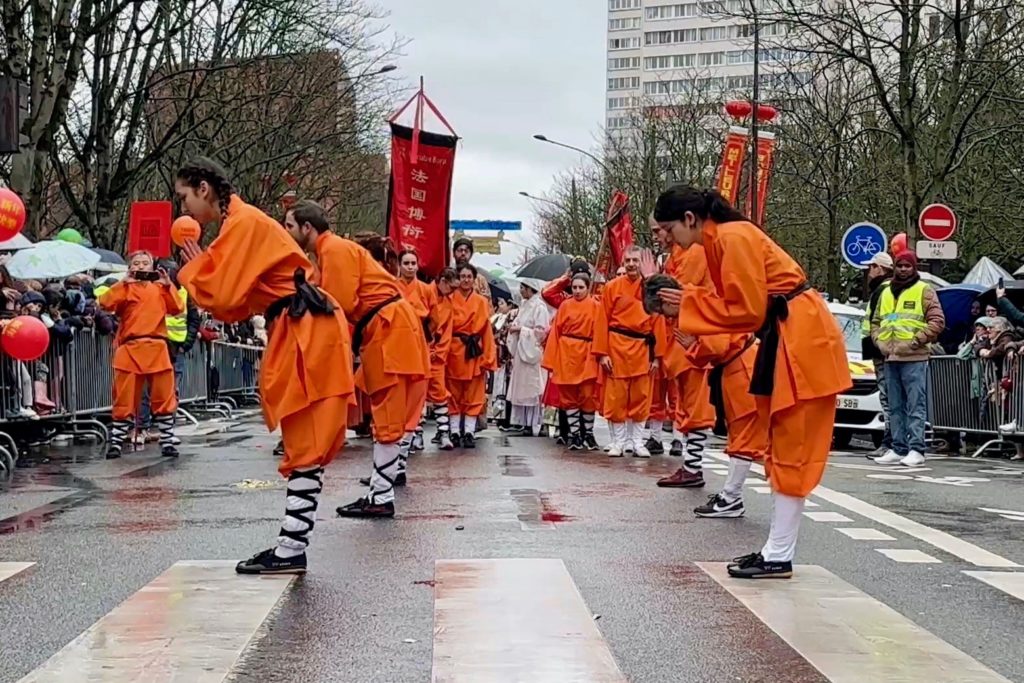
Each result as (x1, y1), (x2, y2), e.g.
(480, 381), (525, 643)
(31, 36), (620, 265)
(98, 250), (184, 459)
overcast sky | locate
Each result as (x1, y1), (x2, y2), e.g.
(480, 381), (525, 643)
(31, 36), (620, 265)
(379, 0), (606, 272)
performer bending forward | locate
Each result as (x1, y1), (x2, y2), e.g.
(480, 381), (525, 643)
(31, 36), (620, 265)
(175, 158), (355, 575)
(655, 186), (851, 579)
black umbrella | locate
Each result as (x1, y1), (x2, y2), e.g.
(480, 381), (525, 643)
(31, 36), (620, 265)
(483, 270), (512, 302)
(515, 253), (570, 281)
(90, 247), (127, 273)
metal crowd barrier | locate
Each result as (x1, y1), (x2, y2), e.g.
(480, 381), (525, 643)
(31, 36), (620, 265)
(0, 330), (264, 475)
(928, 354), (1024, 457)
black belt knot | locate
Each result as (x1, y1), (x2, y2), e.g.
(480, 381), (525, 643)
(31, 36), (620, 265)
(265, 269), (335, 326)
(749, 282), (811, 396)
(352, 294), (401, 350)
(454, 332), (483, 360)
(709, 335), (756, 419)
(610, 326), (655, 362)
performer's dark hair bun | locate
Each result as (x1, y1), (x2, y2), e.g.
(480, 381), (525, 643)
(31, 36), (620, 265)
(570, 258), (590, 275)
(654, 185), (748, 225)
(643, 273), (681, 315)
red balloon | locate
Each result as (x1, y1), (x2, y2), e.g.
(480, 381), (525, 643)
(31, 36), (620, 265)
(171, 216), (201, 247)
(891, 232), (908, 255)
(725, 100), (753, 119)
(1, 316), (50, 362)
(0, 187), (26, 242)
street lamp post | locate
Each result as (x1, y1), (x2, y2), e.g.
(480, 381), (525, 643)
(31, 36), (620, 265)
(532, 134), (612, 175)
(749, 0), (761, 221)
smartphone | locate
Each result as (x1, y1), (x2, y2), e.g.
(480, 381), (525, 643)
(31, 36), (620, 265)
(132, 270), (160, 282)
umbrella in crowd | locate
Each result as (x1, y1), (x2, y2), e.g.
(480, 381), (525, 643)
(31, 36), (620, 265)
(4, 240), (101, 280)
(515, 253), (570, 281)
(483, 269), (512, 303)
(0, 232), (35, 251)
(90, 247), (128, 273)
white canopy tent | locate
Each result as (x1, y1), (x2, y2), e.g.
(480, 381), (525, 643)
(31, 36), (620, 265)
(961, 256), (1013, 287)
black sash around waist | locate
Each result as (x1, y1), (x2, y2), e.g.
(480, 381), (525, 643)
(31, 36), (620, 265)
(265, 268), (336, 327)
(563, 332), (593, 342)
(610, 326), (655, 362)
(749, 282), (812, 396)
(709, 335), (756, 419)
(454, 332), (483, 360)
(352, 294), (401, 351)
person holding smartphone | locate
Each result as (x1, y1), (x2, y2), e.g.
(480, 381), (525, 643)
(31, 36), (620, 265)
(98, 250), (184, 459)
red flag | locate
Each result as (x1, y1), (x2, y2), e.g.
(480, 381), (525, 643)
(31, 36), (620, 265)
(596, 190), (635, 275)
(127, 201), (172, 258)
(745, 131), (776, 225)
(716, 126), (749, 205)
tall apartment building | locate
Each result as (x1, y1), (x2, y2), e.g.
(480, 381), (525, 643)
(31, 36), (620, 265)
(606, 0), (797, 134)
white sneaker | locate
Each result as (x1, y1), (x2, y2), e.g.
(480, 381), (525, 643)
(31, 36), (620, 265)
(999, 420), (1017, 435)
(607, 443), (623, 458)
(873, 449), (903, 465)
(901, 450), (925, 466)
(17, 407), (39, 420)
(633, 442), (651, 458)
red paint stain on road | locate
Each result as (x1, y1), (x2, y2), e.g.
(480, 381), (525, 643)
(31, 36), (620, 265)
(539, 496), (574, 523)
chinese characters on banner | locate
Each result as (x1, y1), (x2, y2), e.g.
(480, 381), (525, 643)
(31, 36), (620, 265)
(127, 201), (172, 258)
(386, 122), (457, 278)
(596, 190), (635, 276)
(716, 126), (749, 205)
(745, 131), (776, 226)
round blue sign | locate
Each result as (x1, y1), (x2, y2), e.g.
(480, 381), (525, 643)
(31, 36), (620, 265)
(841, 222), (887, 269)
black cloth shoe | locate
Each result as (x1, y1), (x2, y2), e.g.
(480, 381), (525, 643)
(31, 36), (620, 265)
(450, 432), (462, 448)
(584, 433), (599, 451)
(161, 445), (179, 458)
(727, 552), (792, 579)
(669, 439), (683, 456)
(105, 445), (122, 460)
(694, 493), (744, 518)
(462, 433), (476, 449)
(507, 425), (533, 437)
(273, 440), (285, 457)
(236, 548), (307, 575)
(645, 437), (664, 455)
(336, 498), (395, 518)
(431, 431), (442, 444)
(569, 434), (583, 451)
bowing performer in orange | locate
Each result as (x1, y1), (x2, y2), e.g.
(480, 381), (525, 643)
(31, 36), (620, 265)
(543, 272), (601, 450)
(654, 185), (851, 579)
(593, 246), (666, 457)
(174, 158), (354, 575)
(424, 268), (458, 451)
(447, 263), (497, 448)
(283, 201), (429, 520)
(395, 248), (437, 452)
(98, 251), (184, 460)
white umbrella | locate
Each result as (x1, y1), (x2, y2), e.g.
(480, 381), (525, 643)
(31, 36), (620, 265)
(4, 241), (101, 279)
(0, 232), (35, 251)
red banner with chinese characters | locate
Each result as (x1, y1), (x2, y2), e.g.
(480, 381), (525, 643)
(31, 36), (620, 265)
(745, 131), (776, 226)
(386, 122), (457, 278)
(716, 126), (749, 205)
(127, 201), (172, 258)
(596, 190), (635, 275)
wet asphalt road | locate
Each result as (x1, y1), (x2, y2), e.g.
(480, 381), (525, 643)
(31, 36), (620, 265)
(1, 418), (1023, 682)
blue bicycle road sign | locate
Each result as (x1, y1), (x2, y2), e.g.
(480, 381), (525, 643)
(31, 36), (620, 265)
(841, 222), (887, 269)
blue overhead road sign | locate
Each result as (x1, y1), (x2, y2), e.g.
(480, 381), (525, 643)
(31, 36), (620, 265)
(841, 222), (887, 269)
(450, 220), (522, 232)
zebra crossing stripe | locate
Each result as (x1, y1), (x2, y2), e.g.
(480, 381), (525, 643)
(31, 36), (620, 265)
(0, 562), (34, 583)
(698, 562), (1012, 682)
(964, 571), (1024, 603)
(431, 559), (625, 681)
(18, 561), (294, 683)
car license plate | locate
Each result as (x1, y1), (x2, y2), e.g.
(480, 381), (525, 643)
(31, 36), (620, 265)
(836, 397), (859, 410)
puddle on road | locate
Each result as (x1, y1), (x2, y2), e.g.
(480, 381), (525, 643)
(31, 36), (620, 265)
(509, 488), (574, 529)
(499, 454), (533, 477)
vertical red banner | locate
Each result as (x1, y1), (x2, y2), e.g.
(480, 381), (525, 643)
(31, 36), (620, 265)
(596, 190), (635, 276)
(745, 131), (776, 226)
(386, 122), (457, 279)
(127, 201), (172, 258)
(716, 126), (749, 205)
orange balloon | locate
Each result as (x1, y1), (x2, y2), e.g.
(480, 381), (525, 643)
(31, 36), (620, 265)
(891, 232), (908, 255)
(1, 316), (50, 361)
(171, 216), (201, 247)
(0, 187), (27, 242)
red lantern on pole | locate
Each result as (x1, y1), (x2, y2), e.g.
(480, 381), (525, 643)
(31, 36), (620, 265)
(725, 100), (753, 120)
(0, 187), (26, 242)
(1, 316), (50, 361)
(755, 104), (779, 123)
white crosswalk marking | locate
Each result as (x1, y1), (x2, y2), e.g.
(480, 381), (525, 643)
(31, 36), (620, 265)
(836, 527), (896, 541)
(18, 561), (294, 682)
(0, 562), (34, 583)
(963, 571), (1024, 603)
(699, 562), (1012, 682)
(876, 548), (941, 563)
(804, 511), (853, 523)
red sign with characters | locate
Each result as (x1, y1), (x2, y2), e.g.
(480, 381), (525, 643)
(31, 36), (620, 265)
(386, 123), (457, 278)
(918, 203), (957, 241)
(745, 131), (776, 226)
(127, 201), (172, 258)
(716, 126), (749, 205)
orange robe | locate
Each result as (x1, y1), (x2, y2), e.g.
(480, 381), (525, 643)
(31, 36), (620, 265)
(447, 289), (497, 417)
(178, 196), (354, 477)
(592, 275), (666, 423)
(396, 276), (437, 320)
(315, 233), (429, 444)
(687, 334), (767, 461)
(427, 284), (454, 404)
(99, 280), (184, 420)
(543, 296), (600, 413)
(662, 245), (715, 433)
(678, 221), (852, 497)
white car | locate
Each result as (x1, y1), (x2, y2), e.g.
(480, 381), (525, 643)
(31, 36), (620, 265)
(828, 302), (886, 449)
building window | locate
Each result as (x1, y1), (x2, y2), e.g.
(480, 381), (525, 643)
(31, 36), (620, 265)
(608, 96), (639, 110)
(609, 36), (641, 50)
(645, 3), (699, 19)
(609, 16), (642, 31)
(608, 76), (641, 91)
(607, 115), (632, 129)
(700, 26), (728, 41)
(609, 0), (642, 10)
(675, 54), (696, 68)
(645, 28), (698, 46)
(698, 51), (725, 66)
(609, 56), (641, 71)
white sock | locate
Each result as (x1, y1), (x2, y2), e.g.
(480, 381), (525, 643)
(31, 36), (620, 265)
(611, 423), (625, 445)
(722, 458), (752, 501)
(761, 492), (805, 562)
(672, 428), (685, 444)
(369, 442), (400, 505)
(648, 419), (663, 435)
(451, 413), (462, 434)
(464, 415), (477, 433)
(275, 466), (323, 559)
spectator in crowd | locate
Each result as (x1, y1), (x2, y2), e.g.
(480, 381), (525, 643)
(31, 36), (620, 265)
(996, 285), (1024, 328)
(871, 251), (945, 466)
(985, 302), (999, 318)
(861, 252), (894, 457)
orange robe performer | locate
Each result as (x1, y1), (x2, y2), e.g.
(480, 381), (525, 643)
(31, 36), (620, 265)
(98, 256), (184, 460)
(655, 186), (851, 579)
(396, 257), (440, 453)
(284, 208), (429, 519)
(175, 159), (355, 575)
(542, 277), (601, 450)
(447, 263), (497, 447)
(424, 272), (456, 449)
(592, 249), (666, 457)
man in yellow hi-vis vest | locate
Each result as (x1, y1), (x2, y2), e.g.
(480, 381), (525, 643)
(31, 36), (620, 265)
(861, 252), (894, 457)
(870, 251), (945, 467)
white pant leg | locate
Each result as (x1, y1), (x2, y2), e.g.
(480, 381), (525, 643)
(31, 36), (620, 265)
(761, 492), (805, 562)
